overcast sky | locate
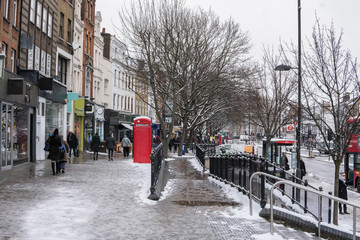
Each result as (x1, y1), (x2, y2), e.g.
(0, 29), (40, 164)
(96, 0), (360, 62)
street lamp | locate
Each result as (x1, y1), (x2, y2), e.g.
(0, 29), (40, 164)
(275, 0), (302, 197)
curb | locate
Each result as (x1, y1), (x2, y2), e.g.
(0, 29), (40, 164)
(260, 208), (360, 240)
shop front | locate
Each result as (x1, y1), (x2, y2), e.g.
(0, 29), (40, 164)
(0, 70), (38, 169)
(104, 110), (133, 143)
(73, 99), (85, 151)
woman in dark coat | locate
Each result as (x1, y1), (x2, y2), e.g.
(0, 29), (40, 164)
(91, 133), (101, 160)
(105, 134), (116, 161)
(47, 128), (62, 175)
(67, 131), (78, 159)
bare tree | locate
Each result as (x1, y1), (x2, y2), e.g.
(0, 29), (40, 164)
(118, 0), (251, 157)
(301, 19), (359, 224)
(251, 47), (297, 158)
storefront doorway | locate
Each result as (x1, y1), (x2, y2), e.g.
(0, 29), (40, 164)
(1, 103), (13, 169)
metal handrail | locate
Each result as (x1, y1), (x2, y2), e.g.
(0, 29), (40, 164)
(249, 172), (288, 216)
(270, 180), (359, 240)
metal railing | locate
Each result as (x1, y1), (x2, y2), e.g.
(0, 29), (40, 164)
(148, 143), (163, 200)
(271, 180), (360, 240)
(206, 153), (324, 219)
(195, 144), (216, 166)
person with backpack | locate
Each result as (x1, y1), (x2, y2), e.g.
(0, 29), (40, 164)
(47, 129), (62, 175)
(59, 135), (69, 173)
(91, 133), (101, 160)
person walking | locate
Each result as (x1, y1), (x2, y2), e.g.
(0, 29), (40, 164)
(338, 179), (350, 214)
(121, 135), (132, 157)
(47, 129), (62, 175)
(105, 134), (116, 161)
(59, 135), (69, 173)
(91, 133), (101, 160)
(300, 159), (306, 180)
(67, 131), (78, 161)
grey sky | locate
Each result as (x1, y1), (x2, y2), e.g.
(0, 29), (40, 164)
(96, 0), (360, 62)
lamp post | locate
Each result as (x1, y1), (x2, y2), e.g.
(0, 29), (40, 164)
(275, 0), (302, 201)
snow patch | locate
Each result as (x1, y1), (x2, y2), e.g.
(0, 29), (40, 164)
(251, 232), (286, 240)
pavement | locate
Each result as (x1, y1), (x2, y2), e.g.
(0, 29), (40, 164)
(0, 151), (323, 239)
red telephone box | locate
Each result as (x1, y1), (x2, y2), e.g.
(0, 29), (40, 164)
(133, 117), (152, 163)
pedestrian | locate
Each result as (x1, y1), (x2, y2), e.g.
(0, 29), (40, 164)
(91, 133), (101, 160)
(105, 134), (116, 161)
(280, 153), (289, 170)
(59, 135), (69, 173)
(47, 129), (62, 175)
(174, 136), (180, 152)
(338, 179), (350, 214)
(121, 134), (132, 157)
(67, 131), (78, 161)
(169, 137), (175, 152)
(300, 159), (306, 180)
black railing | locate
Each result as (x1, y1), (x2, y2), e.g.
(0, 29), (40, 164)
(148, 143), (163, 200)
(196, 144), (216, 166)
(208, 153), (328, 221)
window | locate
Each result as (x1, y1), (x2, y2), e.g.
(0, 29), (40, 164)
(40, 50), (46, 74)
(30, 0), (35, 23)
(13, 0), (18, 26)
(34, 46), (40, 70)
(10, 49), (15, 72)
(36, 2), (42, 29)
(46, 53), (51, 76)
(114, 70), (117, 86)
(47, 14), (52, 38)
(104, 79), (108, 93)
(4, 0), (9, 19)
(59, 13), (64, 39)
(2, 43), (8, 70)
(58, 56), (67, 84)
(28, 45), (34, 69)
(67, 19), (71, 43)
(42, 8), (47, 33)
(113, 94), (116, 109)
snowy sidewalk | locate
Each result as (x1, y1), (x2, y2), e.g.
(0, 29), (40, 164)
(0, 153), (322, 239)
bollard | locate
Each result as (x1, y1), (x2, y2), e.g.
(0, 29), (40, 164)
(280, 167), (285, 194)
(231, 156), (235, 183)
(304, 180), (308, 213)
(328, 192), (332, 224)
(292, 174), (295, 204)
(239, 157), (243, 187)
(260, 160), (266, 208)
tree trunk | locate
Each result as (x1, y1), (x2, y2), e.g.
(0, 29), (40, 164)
(332, 160), (341, 225)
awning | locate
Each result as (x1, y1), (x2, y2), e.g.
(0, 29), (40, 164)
(120, 123), (133, 131)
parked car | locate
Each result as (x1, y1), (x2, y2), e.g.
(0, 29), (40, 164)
(317, 141), (334, 154)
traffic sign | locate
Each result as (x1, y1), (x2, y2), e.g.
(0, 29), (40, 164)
(293, 121), (298, 126)
(287, 125), (294, 131)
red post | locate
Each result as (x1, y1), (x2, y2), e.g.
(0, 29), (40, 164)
(133, 117), (152, 163)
